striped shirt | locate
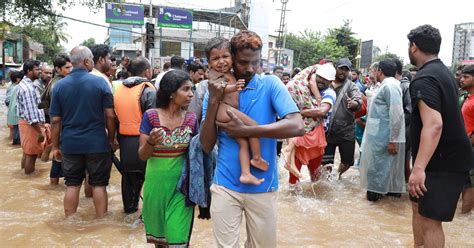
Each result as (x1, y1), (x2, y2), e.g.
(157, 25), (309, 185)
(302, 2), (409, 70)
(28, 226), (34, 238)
(321, 88), (336, 132)
(17, 76), (45, 124)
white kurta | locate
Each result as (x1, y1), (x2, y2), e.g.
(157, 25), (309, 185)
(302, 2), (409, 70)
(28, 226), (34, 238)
(360, 77), (406, 194)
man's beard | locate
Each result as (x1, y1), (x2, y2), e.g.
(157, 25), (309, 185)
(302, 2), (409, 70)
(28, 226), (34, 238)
(317, 83), (328, 90)
(409, 51), (416, 66)
(337, 74), (346, 82)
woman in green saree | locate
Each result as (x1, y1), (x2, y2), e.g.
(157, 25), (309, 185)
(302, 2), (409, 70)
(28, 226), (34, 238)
(138, 70), (197, 247)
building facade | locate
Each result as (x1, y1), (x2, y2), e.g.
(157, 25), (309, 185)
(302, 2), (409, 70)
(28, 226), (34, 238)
(452, 22), (474, 65)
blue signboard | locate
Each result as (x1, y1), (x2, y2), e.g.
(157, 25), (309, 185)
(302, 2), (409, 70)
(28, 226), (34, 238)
(105, 3), (144, 25)
(157, 7), (193, 29)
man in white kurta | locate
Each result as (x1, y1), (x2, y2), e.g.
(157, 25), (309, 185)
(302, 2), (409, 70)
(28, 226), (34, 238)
(360, 59), (406, 201)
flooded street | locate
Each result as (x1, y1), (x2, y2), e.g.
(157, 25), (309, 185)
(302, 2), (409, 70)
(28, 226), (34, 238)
(0, 87), (472, 247)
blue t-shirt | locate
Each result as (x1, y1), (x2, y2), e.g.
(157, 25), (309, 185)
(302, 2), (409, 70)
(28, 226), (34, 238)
(354, 79), (367, 94)
(202, 74), (299, 193)
(49, 68), (114, 154)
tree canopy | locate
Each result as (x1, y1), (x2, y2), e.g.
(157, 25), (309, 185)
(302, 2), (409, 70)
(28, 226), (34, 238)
(1, 1), (111, 63)
(1, 1), (111, 25)
(81, 38), (96, 49)
(326, 20), (359, 63)
(12, 15), (69, 63)
(373, 52), (404, 64)
(284, 22), (359, 69)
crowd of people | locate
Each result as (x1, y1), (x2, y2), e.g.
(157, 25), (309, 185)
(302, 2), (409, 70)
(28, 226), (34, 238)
(3, 24), (473, 247)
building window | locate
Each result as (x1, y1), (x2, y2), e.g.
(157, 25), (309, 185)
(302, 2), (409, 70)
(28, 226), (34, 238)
(162, 41), (181, 57)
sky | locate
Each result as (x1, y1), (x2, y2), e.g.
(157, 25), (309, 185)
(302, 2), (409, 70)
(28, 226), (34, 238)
(59, 0), (474, 66)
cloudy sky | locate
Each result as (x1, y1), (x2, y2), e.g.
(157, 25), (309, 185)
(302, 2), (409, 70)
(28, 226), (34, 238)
(60, 0), (473, 65)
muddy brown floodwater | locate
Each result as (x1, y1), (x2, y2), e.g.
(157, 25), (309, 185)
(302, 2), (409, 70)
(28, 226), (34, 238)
(0, 87), (472, 247)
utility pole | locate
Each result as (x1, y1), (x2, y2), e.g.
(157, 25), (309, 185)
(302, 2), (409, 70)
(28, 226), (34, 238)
(1, 27), (5, 84)
(275, 0), (289, 67)
(148, 0), (153, 66)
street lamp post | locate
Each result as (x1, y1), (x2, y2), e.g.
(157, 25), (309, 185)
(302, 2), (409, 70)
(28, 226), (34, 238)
(355, 54), (361, 70)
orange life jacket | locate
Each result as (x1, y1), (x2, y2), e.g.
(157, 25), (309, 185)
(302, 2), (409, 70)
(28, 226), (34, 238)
(114, 81), (155, 135)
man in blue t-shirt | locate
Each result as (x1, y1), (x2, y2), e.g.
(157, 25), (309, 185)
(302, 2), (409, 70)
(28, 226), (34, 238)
(200, 30), (304, 247)
(50, 46), (116, 218)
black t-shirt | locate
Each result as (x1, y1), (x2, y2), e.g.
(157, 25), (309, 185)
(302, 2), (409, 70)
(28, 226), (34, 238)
(410, 59), (472, 173)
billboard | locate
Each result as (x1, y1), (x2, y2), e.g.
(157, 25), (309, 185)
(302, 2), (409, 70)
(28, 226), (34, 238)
(157, 7), (193, 29)
(360, 40), (374, 69)
(105, 3), (144, 25)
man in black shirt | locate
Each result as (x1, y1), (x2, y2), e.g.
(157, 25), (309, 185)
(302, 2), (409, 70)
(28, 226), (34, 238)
(407, 25), (473, 247)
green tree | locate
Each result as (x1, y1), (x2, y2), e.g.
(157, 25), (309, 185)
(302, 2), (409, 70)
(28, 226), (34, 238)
(285, 30), (322, 69)
(12, 15), (69, 63)
(315, 36), (349, 62)
(1, 1), (115, 25)
(327, 20), (359, 63)
(372, 46), (381, 60)
(284, 29), (351, 69)
(374, 52), (404, 63)
(285, 21), (360, 69)
(81, 38), (96, 49)
(43, 15), (69, 45)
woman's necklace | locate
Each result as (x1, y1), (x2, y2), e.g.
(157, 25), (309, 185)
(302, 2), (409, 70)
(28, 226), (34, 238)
(159, 109), (185, 130)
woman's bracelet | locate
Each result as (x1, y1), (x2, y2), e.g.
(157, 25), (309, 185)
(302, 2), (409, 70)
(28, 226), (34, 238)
(146, 139), (156, 146)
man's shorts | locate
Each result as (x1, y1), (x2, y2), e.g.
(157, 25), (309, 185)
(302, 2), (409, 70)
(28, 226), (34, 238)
(61, 152), (112, 187)
(49, 160), (62, 178)
(322, 140), (355, 166)
(410, 171), (469, 222)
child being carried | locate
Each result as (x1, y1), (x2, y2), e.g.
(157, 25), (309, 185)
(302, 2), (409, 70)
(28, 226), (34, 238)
(207, 38), (268, 185)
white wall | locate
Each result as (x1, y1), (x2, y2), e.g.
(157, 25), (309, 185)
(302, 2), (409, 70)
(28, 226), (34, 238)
(248, 0), (270, 60)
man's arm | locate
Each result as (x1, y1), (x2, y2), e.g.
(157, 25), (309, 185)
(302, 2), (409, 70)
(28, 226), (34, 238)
(200, 78), (226, 154)
(141, 87), (157, 112)
(347, 83), (363, 111)
(308, 74), (321, 101)
(387, 85), (405, 155)
(51, 116), (62, 160)
(24, 88), (44, 126)
(22, 88), (45, 140)
(105, 108), (117, 151)
(217, 111), (304, 139)
(408, 100), (443, 198)
(301, 103), (331, 119)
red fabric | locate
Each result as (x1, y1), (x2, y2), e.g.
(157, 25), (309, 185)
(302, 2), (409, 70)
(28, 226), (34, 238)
(293, 124), (326, 165)
(355, 94), (367, 119)
(462, 94), (474, 136)
(289, 155), (323, 184)
(19, 119), (50, 155)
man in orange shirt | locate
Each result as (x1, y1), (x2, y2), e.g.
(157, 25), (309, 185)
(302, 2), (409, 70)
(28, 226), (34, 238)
(459, 64), (474, 214)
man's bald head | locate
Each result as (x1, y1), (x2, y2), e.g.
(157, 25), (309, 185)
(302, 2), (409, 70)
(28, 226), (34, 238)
(70, 46), (94, 71)
(129, 56), (152, 79)
(40, 63), (53, 83)
(41, 63), (52, 70)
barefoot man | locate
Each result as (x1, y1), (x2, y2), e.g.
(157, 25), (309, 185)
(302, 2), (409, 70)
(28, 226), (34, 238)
(200, 30), (304, 247)
(50, 46), (117, 218)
